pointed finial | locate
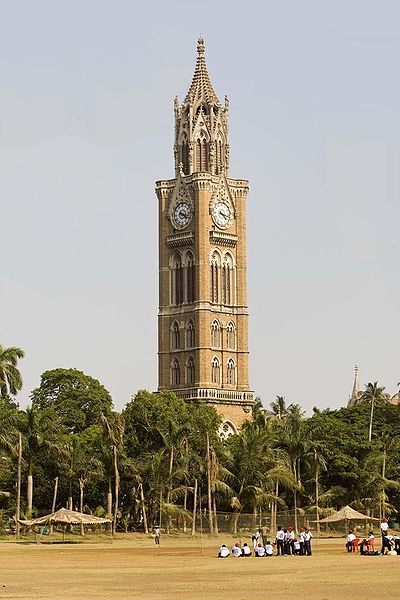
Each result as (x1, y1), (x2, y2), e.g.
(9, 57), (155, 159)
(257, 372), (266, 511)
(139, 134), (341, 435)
(197, 37), (205, 54)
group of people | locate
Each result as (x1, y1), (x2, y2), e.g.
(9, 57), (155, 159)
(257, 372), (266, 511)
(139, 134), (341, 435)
(218, 526), (313, 558)
(346, 518), (400, 556)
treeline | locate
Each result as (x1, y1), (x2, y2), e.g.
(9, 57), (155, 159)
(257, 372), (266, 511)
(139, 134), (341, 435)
(1, 346), (400, 533)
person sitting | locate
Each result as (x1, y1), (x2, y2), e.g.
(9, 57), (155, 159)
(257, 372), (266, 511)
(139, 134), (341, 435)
(255, 543), (266, 557)
(218, 544), (230, 558)
(232, 542), (242, 557)
(241, 543), (252, 557)
(346, 531), (357, 552)
(264, 541), (274, 556)
(359, 539), (369, 555)
(293, 538), (301, 555)
(368, 531), (375, 551)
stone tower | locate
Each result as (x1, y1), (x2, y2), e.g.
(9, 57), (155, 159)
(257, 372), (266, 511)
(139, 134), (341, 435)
(155, 39), (253, 436)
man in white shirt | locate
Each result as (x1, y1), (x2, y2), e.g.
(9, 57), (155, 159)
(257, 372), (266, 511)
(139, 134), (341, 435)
(218, 544), (230, 558)
(255, 543), (266, 557)
(276, 527), (285, 555)
(264, 541), (274, 556)
(241, 543), (251, 557)
(232, 543), (242, 557)
(346, 531), (356, 552)
(304, 528), (313, 555)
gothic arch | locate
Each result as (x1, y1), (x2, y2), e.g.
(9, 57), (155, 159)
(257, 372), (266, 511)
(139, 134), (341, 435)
(226, 358), (236, 385)
(186, 355), (195, 385)
(169, 251), (183, 305)
(186, 319), (195, 349)
(184, 250), (195, 304)
(226, 321), (236, 350)
(210, 249), (222, 303)
(222, 251), (235, 306)
(219, 420), (237, 441)
(211, 356), (220, 384)
(170, 357), (180, 386)
(211, 319), (221, 348)
(170, 320), (180, 350)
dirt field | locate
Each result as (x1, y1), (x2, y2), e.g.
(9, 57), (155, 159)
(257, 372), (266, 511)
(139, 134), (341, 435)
(0, 535), (398, 599)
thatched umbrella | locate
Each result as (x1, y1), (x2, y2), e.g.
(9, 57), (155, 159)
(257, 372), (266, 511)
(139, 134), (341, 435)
(319, 505), (378, 535)
(19, 507), (111, 540)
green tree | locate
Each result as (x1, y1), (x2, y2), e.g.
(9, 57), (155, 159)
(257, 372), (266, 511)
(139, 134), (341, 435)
(19, 405), (65, 515)
(0, 344), (25, 397)
(356, 382), (388, 442)
(31, 369), (113, 433)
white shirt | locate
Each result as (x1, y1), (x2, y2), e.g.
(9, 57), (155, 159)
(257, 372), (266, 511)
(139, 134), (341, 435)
(347, 533), (356, 542)
(242, 545), (251, 556)
(304, 530), (312, 541)
(219, 546), (230, 557)
(232, 545), (242, 557)
(276, 530), (285, 541)
(380, 521), (389, 532)
(256, 546), (266, 557)
(265, 544), (273, 555)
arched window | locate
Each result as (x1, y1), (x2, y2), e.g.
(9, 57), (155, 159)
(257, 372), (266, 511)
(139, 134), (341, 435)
(216, 139), (223, 175)
(185, 251), (195, 304)
(195, 131), (209, 172)
(211, 357), (220, 384)
(181, 140), (189, 175)
(186, 320), (195, 348)
(170, 358), (180, 386)
(186, 356), (195, 384)
(222, 252), (235, 305)
(170, 252), (183, 305)
(171, 321), (180, 350)
(210, 251), (220, 303)
(226, 321), (236, 350)
(211, 320), (221, 348)
(226, 358), (236, 385)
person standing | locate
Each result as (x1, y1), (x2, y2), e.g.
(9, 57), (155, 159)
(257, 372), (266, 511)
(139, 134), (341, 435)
(153, 526), (160, 545)
(276, 526), (285, 555)
(299, 528), (305, 556)
(304, 528), (313, 555)
(252, 528), (260, 553)
(380, 518), (389, 554)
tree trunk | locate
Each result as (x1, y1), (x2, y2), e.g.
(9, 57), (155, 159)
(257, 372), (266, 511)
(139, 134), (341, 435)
(315, 463), (320, 538)
(79, 479), (85, 536)
(15, 433), (22, 540)
(293, 461), (298, 533)
(382, 448), (387, 518)
(52, 477), (59, 513)
(113, 445), (119, 534)
(206, 433), (214, 534)
(368, 398), (375, 442)
(183, 485), (187, 533)
(191, 479), (198, 536)
(139, 483), (148, 534)
(213, 494), (218, 534)
(27, 474), (33, 516)
(166, 447), (174, 534)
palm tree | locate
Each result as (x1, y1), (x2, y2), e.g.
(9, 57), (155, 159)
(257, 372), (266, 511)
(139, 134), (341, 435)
(269, 396), (288, 420)
(277, 411), (308, 532)
(0, 345), (25, 397)
(100, 412), (125, 533)
(357, 382), (388, 442)
(19, 405), (65, 515)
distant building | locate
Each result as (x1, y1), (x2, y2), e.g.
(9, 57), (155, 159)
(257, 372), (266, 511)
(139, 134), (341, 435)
(347, 365), (400, 407)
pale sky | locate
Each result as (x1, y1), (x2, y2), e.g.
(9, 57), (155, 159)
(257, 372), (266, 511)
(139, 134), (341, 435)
(1, 0), (400, 413)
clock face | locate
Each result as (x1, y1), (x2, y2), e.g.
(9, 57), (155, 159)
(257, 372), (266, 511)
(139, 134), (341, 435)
(173, 202), (192, 227)
(212, 201), (232, 228)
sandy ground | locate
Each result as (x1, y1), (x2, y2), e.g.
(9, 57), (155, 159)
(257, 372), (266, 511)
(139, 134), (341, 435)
(0, 535), (398, 599)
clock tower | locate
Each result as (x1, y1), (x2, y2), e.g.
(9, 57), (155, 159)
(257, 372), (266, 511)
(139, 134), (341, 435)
(155, 39), (253, 436)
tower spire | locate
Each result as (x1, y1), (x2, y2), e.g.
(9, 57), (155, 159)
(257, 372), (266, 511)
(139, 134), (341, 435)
(184, 38), (220, 106)
(348, 365), (360, 406)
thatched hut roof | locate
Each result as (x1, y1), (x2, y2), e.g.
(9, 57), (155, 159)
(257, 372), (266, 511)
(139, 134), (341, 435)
(319, 505), (378, 523)
(19, 507), (111, 526)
